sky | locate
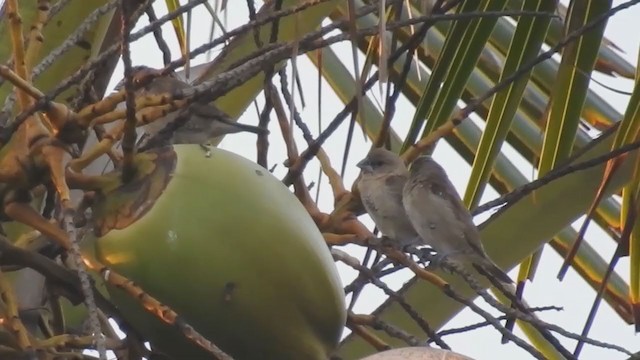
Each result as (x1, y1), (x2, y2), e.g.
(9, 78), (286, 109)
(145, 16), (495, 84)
(93, 1), (640, 359)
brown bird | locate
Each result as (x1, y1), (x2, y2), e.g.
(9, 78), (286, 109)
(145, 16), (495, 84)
(350, 148), (423, 311)
(356, 148), (421, 248)
(402, 155), (512, 283)
(114, 65), (268, 146)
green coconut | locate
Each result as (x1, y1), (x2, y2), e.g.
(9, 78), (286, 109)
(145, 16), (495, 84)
(82, 145), (346, 359)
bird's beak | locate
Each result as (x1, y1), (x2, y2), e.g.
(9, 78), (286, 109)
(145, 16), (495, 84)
(356, 159), (372, 172)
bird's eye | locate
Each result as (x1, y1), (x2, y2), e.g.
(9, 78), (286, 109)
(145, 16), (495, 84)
(370, 160), (382, 167)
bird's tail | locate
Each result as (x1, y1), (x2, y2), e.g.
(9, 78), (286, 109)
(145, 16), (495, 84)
(476, 257), (513, 284)
(222, 121), (269, 135)
(195, 104), (269, 136)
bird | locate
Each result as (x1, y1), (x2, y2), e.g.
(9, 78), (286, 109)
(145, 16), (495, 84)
(114, 65), (268, 146)
(349, 147), (423, 311)
(402, 155), (512, 284)
(356, 147), (422, 249)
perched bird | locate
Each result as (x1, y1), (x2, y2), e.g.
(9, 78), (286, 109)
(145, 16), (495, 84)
(114, 66), (267, 146)
(402, 156), (512, 284)
(349, 148), (421, 311)
(356, 148), (421, 248)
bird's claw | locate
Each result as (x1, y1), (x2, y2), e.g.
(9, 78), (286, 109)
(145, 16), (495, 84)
(199, 143), (213, 158)
(424, 255), (445, 272)
(404, 246), (437, 265)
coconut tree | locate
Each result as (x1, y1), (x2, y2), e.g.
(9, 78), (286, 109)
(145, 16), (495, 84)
(0, 0), (638, 359)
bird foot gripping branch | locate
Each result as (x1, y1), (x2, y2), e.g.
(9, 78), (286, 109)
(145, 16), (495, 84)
(403, 245), (439, 266)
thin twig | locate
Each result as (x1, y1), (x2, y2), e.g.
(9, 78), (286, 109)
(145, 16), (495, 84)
(472, 130), (640, 218)
(430, 305), (563, 341)
(348, 313), (421, 346)
(7, 1), (545, 146)
(119, 0), (140, 182)
(333, 248), (450, 349)
(278, 68), (347, 197)
(4, 0), (202, 143)
(63, 223), (105, 359)
(145, 5), (173, 66)
(449, 262), (633, 356)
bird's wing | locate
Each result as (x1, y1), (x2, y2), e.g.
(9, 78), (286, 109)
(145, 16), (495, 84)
(427, 177), (488, 257)
(403, 175), (484, 257)
(189, 102), (235, 123)
(384, 173), (407, 202)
